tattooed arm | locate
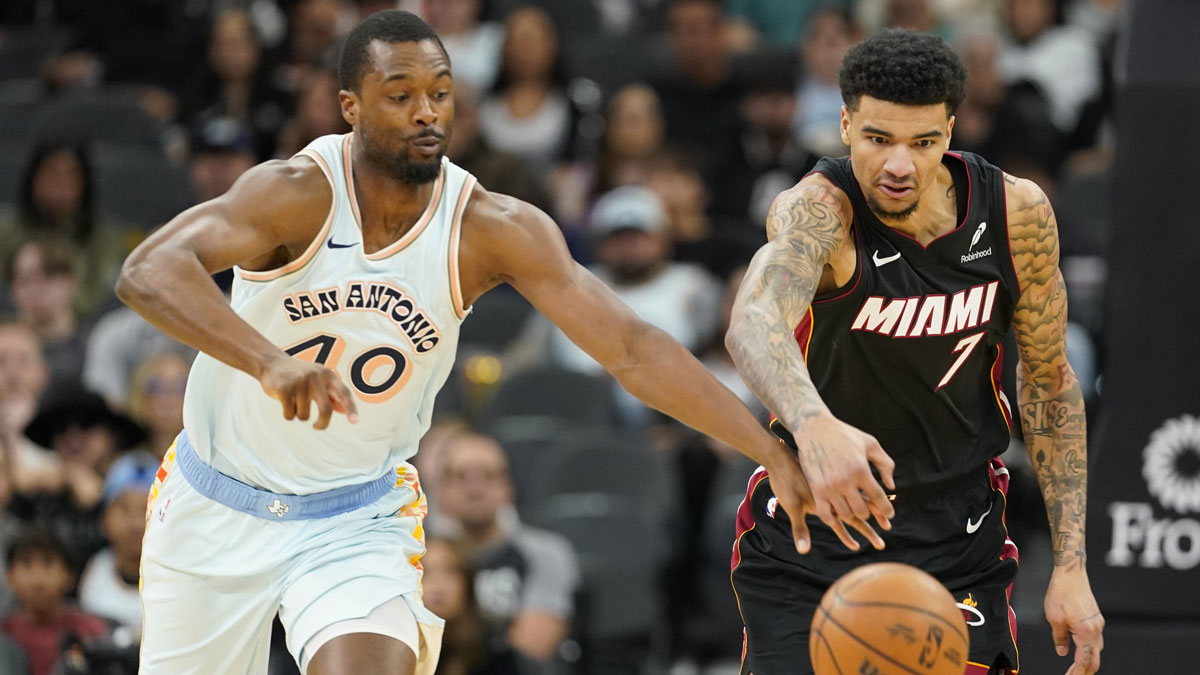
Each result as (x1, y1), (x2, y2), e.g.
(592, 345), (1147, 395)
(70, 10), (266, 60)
(1006, 174), (1104, 675)
(727, 177), (895, 551)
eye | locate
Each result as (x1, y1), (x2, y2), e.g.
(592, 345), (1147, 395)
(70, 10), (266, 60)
(434, 91), (449, 101)
(391, 94), (409, 103)
(916, 139), (935, 148)
(869, 136), (888, 145)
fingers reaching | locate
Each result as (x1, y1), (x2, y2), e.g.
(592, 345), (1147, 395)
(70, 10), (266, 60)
(867, 441), (896, 491)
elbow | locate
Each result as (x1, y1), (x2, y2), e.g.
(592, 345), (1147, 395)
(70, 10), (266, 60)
(724, 314), (749, 366)
(114, 249), (155, 309)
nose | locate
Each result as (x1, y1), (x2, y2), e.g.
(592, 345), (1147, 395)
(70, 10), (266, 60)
(882, 145), (916, 181)
(413, 95), (438, 128)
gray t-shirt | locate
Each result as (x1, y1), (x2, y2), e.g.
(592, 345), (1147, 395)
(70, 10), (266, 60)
(473, 525), (580, 625)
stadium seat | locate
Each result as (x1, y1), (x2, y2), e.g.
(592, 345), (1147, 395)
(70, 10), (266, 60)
(93, 146), (196, 228)
(0, 141), (33, 207)
(457, 288), (534, 353)
(478, 366), (616, 433)
(37, 93), (166, 148)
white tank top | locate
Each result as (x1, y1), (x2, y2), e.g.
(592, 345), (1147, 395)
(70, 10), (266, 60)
(182, 133), (476, 493)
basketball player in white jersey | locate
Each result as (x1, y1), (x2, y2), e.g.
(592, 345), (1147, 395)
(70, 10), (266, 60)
(116, 10), (894, 675)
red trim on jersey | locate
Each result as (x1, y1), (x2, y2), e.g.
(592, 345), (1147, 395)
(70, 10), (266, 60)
(991, 458), (1021, 674)
(793, 307), (814, 362)
(1000, 172), (1023, 297)
(990, 344), (1013, 428)
(730, 468), (769, 572)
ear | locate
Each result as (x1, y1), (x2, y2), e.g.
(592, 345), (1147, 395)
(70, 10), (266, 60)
(945, 114), (956, 148)
(340, 89), (359, 127)
(840, 105), (851, 146)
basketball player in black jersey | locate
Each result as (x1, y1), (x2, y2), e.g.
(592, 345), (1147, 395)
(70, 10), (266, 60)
(725, 30), (1104, 675)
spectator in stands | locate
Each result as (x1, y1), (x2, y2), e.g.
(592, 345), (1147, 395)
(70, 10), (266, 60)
(424, 537), (521, 675)
(181, 8), (290, 161)
(549, 82), (667, 229)
(124, 352), (188, 459)
(40, 0), (205, 103)
(446, 85), (552, 216)
(82, 302), (193, 412)
(280, 0), (355, 91)
(1, 528), (109, 675)
(651, 0), (742, 178)
(724, 0), (854, 49)
(950, 26), (1061, 182)
(998, 0), (1102, 134)
(0, 139), (130, 317)
(0, 324), (59, 503)
(882, 0), (951, 38)
(479, 6), (577, 177)
(712, 49), (816, 227)
(794, 7), (861, 157)
(6, 239), (90, 394)
(79, 452), (156, 633)
(189, 116), (259, 203)
(437, 433), (579, 664)
(643, 151), (756, 279)
(274, 68), (351, 158)
(12, 388), (144, 569)
(422, 0), (504, 92)
(530, 187), (721, 382)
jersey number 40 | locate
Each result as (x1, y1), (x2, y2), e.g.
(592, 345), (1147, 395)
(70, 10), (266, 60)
(285, 333), (411, 403)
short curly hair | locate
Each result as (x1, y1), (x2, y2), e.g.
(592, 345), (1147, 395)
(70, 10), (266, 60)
(339, 10), (446, 92)
(839, 29), (966, 115)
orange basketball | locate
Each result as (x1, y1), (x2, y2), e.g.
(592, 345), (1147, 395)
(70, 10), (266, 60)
(810, 562), (970, 675)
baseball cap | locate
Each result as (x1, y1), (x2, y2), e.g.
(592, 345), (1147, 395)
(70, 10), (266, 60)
(589, 186), (668, 239)
(102, 451), (160, 504)
(192, 115), (256, 155)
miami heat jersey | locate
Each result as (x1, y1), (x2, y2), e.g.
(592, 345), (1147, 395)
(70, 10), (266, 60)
(798, 152), (1020, 489)
(183, 133), (476, 493)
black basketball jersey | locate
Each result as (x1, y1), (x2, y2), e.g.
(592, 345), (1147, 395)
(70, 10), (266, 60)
(796, 152), (1020, 489)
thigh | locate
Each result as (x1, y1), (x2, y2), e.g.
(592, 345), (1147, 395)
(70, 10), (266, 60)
(279, 488), (444, 672)
(141, 461), (284, 674)
(140, 551), (279, 674)
(303, 596), (428, 675)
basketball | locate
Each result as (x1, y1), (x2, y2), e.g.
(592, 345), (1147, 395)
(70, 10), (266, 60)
(810, 563), (969, 675)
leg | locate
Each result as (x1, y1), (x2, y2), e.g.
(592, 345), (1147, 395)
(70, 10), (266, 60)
(296, 595), (428, 675)
(306, 633), (416, 675)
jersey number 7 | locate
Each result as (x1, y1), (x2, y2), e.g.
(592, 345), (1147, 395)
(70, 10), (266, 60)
(936, 331), (985, 390)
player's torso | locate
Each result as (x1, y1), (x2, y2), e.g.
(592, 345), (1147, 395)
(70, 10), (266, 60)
(184, 133), (477, 493)
(801, 153), (1019, 488)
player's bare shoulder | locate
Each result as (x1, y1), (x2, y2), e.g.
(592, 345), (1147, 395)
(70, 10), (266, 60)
(221, 155), (334, 238)
(1003, 172), (1059, 289)
(767, 173), (854, 242)
(456, 182), (564, 295)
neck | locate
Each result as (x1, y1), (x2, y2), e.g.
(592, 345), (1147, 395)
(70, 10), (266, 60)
(29, 312), (75, 342)
(459, 519), (504, 552)
(115, 550), (141, 584)
(23, 603), (65, 626)
(350, 136), (438, 240)
(875, 163), (957, 243)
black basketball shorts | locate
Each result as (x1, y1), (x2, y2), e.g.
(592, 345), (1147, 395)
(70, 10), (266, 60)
(730, 458), (1020, 675)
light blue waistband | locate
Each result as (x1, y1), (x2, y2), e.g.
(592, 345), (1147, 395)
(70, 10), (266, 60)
(174, 430), (397, 521)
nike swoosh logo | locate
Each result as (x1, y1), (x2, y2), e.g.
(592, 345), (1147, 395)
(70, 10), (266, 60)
(872, 250), (902, 267)
(327, 239), (358, 249)
(966, 503), (994, 534)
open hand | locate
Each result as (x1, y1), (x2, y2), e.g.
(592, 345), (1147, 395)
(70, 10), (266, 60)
(783, 414), (895, 551)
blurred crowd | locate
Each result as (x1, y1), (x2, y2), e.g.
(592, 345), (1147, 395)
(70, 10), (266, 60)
(0, 0), (1123, 673)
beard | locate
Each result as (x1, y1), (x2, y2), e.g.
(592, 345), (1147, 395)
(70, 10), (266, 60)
(866, 191), (920, 222)
(359, 126), (448, 184)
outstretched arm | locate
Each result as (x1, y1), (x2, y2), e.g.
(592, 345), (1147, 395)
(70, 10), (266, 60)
(117, 158), (356, 429)
(725, 180), (895, 550)
(466, 190), (819, 552)
(1007, 174), (1103, 675)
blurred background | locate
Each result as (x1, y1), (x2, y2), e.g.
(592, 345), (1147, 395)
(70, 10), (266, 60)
(0, 0), (1181, 674)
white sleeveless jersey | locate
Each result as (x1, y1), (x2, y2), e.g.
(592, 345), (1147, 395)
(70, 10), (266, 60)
(182, 133), (476, 493)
